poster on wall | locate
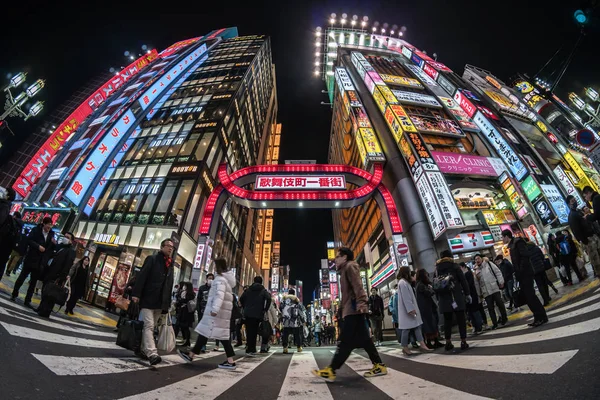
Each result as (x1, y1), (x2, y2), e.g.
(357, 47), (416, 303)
(553, 165), (585, 207)
(425, 171), (465, 228)
(108, 263), (132, 304)
(415, 174), (446, 239)
(540, 184), (569, 224)
(533, 198), (557, 226)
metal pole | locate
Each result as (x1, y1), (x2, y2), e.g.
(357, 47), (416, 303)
(550, 28), (585, 93)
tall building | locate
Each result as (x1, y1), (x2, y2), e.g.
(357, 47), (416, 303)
(318, 17), (578, 311)
(10, 28), (278, 307)
(0, 72), (113, 187)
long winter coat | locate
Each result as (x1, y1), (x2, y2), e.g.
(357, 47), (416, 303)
(23, 225), (55, 274)
(415, 281), (439, 335)
(397, 279), (423, 330)
(475, 259), (505, 298)
(132, 252), (174, 311)
(463, 269), (480, 311)
(195, 270), (236, 340)
(435, 257), (470, 313)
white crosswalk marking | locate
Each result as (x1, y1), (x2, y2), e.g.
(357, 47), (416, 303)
(378, 347), (578, 374)
(0, 305), (116, 338)
(32, 351), (219, 376)
(0, 321), (122, 349)
(344, 352), (490, 399)
(118, 351), (275, 399)
(278, 351), (333, 399)
(524, 292), (600, 321)
(470, 316), (600, 347)
(0, 296), (95, 329)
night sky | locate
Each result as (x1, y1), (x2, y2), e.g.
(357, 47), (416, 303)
(1, 1), (598, 303)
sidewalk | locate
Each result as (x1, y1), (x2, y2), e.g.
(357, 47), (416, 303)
(0, 274), (118, 329)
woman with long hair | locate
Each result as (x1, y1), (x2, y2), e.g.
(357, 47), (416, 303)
(396, 266), (433, 355)
(415, 269), (443, 349)
(65, 256), (90, 315)
(178, 258), (237, 369)
(174, 281), (195, 347)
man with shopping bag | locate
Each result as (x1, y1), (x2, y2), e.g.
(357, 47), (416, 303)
(131, 239), (175, 366)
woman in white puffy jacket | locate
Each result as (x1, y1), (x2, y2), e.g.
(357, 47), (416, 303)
(178, 258), (237, 369)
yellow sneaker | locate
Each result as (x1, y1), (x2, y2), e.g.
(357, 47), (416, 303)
(312, 366), (336, 382)
(283, 347), (289, 354)
(364, 363), (387, 378)
(297, 346), (303, 353)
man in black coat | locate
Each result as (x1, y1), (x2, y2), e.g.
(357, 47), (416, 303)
(240, 276), (271, 356)
(0, 188), (20, 277)
(525, 240), (551, 306)
(368, 287), (385, 346)
(36, 232), (76, 318)
(494, 255), (516, 310)
(11, 217), (56, 307)
(503, 230), (547, 326)
(581, 187), (600, 278)
(132, 239), (175, 366)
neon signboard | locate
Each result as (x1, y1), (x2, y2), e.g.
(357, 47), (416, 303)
(12, 51), (158, 198)
(255, 176), (346, 190)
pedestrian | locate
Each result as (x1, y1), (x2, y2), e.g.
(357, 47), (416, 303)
(312, 247), (387, 382)
(280, 288), (303, 354)
(567, 193), (600, 278)
(368, 287), (384, 346)
(396, 267), (433, 356)
(178, 257), (237, 370)
(65, 256), (91, 315)
(115, 275), (136, 331)
(131, 239), (175, 365)
(557, 231), (583, 285)
(0, 188), (20, 278)
(240, 276), (271, 356)
(494, 255), (516, 311)
(174, 281), (195, 347)
(415, 269), (443, 348)
(234, 285), (249, 347)
(11, 217), (56, 308)
(327, 323), (336, 344)
(547, 233), (568, 285)
(525, 239), (552, 306)
(473, 254), (507, 329)
(434, 250), (471, 351)
(460, 263), (484, 335)
(36, 232), (76, 318)
(502, 230), (548, 327)
(261, 300), (278, 353)
(313, 316), (322, 346)
(389, 283), (399, 341)
(194, 273), (213, 351)
(1, 210), (23, 279)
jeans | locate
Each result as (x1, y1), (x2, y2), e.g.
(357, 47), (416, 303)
(314, 331), (320, 346)
(443, 311), (467, 340)
(467, 309), (483, 332)
(369, 315), (384, 342)
(192, 334), (235, 357)
(330, 314), (382, 371)
(401, 326), (423, 347)
(485, 291), (508, 326)
(139, 308), (162, 358)
(583, 235), (600, 276)
(12, 263), (40, 304)
(245, 317), (260, 353)
(519, 274), (547, 322)
(282, 327), (301, 348)
(504, 279), (514, 308)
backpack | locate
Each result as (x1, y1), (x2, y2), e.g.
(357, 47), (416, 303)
(433, 270), (455, 293)
(559, 240), (571, 256)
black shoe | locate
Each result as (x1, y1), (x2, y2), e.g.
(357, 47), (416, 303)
(177, 349), (193, 363)
(461, 342), (469, 350)
(24, 302), (33, 309)
(434, 340), (445, 348)
(218, 361), (236, 370)
(9, 296), (16, 302)
(491, 324), (498, 330)
(234, 343), (243, 347)
(149, 355), (162, 366)
(444, 342), (454, 351)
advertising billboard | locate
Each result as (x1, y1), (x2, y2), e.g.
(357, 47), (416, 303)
(553, 165), (585, 207)
(437, 96), (479, 131)
(379, 74), (423, 88)
(540, 184), (569, 224)
(448, 231), (495, 253)
(391, 90), (442, 108)
(13, 51), (159, 198)
(357, 128), (385, 162)
(255, 176), (346, 190)
(431, 151), (507, 177)
(522, 176), (543, 202)
(415, 174), (446, 239)
(262, 243), (272, 270)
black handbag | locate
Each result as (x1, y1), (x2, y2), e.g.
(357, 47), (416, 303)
(43, 282), (69, 306)
(116, 319), (144, 352)
(512, 285), (527, 308)
(259, 320), (272, 337)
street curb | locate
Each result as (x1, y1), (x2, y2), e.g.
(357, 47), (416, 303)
(507, 278), (600, 321)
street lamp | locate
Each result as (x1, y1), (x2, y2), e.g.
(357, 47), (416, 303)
(1, 73), (45, 122)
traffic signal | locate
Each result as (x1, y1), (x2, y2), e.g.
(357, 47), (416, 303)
(574, 9), (590, 25)
(0, 120), (6, 132)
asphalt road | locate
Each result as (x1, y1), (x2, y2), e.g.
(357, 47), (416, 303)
(1, 287), (599, 399)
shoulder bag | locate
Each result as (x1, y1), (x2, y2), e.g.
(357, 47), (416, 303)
(157, 314), (176, 352)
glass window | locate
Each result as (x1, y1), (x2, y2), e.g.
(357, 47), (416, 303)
(195, 132), (214, 161)
(153, 180), (178, 225)
(178, 133), (200, 157)
(206, 139), (219, 167)
(129, 226), (145, 247)
(145, 164), (159, 178)
(184, 182), (204, 234)
(168, 180), (194, 227)
(157, 164), (171, 177)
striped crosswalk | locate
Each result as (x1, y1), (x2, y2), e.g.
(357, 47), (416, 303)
(0, 288), (599, 399)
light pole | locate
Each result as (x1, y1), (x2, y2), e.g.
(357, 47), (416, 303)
(1, 72), (45, 121)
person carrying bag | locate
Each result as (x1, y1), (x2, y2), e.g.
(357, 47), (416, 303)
(116, 302), (144, 354)
(157, 314), (176, 352)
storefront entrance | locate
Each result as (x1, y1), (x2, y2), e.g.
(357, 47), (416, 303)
(87, 251), (121, 308)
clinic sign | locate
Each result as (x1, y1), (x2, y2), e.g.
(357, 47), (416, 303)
(431, 151), (507, 177)
(255, 176), (346, 190)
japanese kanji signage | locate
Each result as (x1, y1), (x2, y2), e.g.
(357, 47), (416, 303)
(357, 128), (385, 162)
(553, 165), (585, 207)
(540, 184), (569, 224)
(21, 207), (72, 230)
(65, 110), (137, 206)
(378, 74), (423, 89)
(335, 67), (355, 97)
(473, 111), (527, 181)
(425, 171), (464, 228)
(437, 96), (479, 131)
(454, 90), (477, 118)
(391, 90), (442, 108)
(255, 176), (346, 190)
(415, 174), (446, 239)
(262, 243), (272, 270)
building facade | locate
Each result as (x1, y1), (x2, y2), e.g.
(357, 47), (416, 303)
(9, 28), (279, 307)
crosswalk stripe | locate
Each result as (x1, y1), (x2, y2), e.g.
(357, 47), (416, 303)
(378, 347), (578, 374)
(278, 351), (333, 399)
(524, 292), (600, 322)
(0, 306), (116, 338)
(32, 351), (218, 376)
(0, 296), (96, 329)
(483, 299), (600, 336)
(469, 316), (600, 347)
(0, 321), (122, 349)
(118, 351), (275, 399)
(344, 352), (490, 399)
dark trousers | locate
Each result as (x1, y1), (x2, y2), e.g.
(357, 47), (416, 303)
(65, 290), (82, 313)
(282, 327), (301, 348)
(369, 315), (384, 342)
(12, 264), (39, 304)
(467, 309), (483, 332)
(235, 320), (244, 344)
(330, 314), (382, 370)
(245, 317), (261, 353)
(520, 274), (547, 322)
(478, 303), (488, 325)
(561, 255), (583, 283)
(36, 281), (56, 317)
(485, 292), (508, 326)
(0, 247), (12, 277)
(192, 334), (234, 357)
(534, 272), (551, 304)
(443, 311), (467, 340)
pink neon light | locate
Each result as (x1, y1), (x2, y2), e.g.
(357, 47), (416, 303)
(377, 184), (403, 234)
